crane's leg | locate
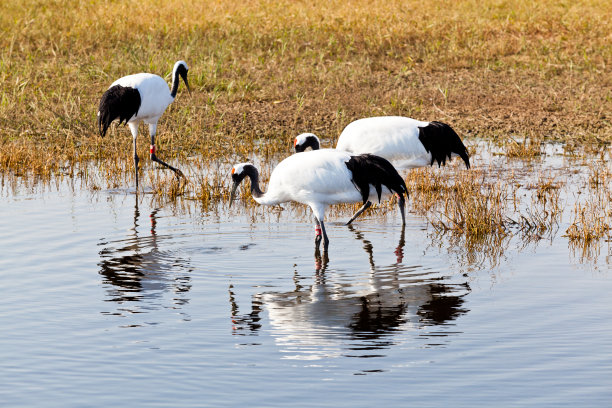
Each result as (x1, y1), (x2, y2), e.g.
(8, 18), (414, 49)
(314, 217), (322, 248)
(320, 219), (329, 252)
(149, 123), (185, 179)
(314, 217), (330, 252)
(345, 201), (372, 225)
(128, 123), (140, 189)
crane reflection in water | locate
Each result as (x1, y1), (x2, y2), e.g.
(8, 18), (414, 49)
(229, 225), (470, 359)
(98, 197), (193, 322)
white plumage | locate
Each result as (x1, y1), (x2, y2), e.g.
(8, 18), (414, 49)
(295, 116), (470, 170)
(110, 73), (176, 128)
(337, 116), (430, 168)
(230, 149), (407, 251)
(97, 60), (190, 187)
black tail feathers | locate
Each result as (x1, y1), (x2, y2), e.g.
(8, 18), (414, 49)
(97, 85), (141, 137)
(418, 121), (470, 169)
(346, 154), (408, 204)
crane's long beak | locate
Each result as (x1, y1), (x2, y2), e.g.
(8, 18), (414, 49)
(229, 181), (239, 208)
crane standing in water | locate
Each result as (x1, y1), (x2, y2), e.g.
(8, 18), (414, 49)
(97, 60), (190, 188)
(229, 149), (407, 252)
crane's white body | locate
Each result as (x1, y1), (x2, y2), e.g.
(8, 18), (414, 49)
(336, 116), (436, 169)
(110, 73), (175, 129)
(237, 149), (395, 221)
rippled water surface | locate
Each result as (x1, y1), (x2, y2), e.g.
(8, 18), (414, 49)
(1, 146), (611, 407)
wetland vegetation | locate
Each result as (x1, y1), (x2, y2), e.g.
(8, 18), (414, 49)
(1, 0), (609, 250)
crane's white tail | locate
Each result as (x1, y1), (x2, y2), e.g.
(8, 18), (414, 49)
(97, 85), (141, 137)
(418, 121), (470, 169)
(345, 154), (408, 204)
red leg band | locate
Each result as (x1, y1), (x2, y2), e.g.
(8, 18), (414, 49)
(315, 225), (322, 236)
(150, 145), (156, 154)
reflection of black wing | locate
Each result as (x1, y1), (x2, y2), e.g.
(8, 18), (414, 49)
(417, 283), (470, 324)
(98, 250), (145, 301)
(348, 283), (469, 339)
(97, 85), (141, 136)
(349, 296), (408, 334)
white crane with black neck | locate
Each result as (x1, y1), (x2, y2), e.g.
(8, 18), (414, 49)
(97, 60), (190, 188)
(229, 149), (407, 252)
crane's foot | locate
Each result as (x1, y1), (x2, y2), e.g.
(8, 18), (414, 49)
(151, 153), (186, 181)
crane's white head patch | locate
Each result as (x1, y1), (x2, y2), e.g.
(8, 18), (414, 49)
(294, 133), (317, 147)
(231, 163), (253, 176)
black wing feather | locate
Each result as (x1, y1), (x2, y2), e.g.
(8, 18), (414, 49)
(345, 154), (408, 204)
(97, 85), (141, 137)
(417, 121), (470, 169)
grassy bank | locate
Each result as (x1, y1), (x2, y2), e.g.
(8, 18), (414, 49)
(1, 0), (610, 177)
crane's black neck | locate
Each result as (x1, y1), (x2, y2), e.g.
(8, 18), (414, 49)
(307, 135), (320, 151)
(170, 72), (180, 99)
(170, 64), (188, 98)
(237, 165), (264, 198)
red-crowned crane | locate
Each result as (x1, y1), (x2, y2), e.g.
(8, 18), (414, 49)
(229, 149), (407, 252)
(294, 116), (470, 170)
(97, 60), (190, 188)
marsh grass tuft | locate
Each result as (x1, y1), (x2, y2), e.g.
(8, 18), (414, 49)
(432, 172), (509, 239)
(565, 162), (611, 244)
(565, 197), (611, 243)
(504, 137), (542, 158)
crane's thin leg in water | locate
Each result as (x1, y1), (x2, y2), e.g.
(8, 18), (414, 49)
(149, 124), (184, 179)
(320, 219), (329, 252)
(314, 217), (322, 249)
(314, 217), (330, 252)
(133, 136), (140, 188)
(129, 123), (140, 188)
(345, 201), (372, 225)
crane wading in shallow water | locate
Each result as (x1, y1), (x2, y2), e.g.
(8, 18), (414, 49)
(97, 60), (190, 188)
(294, 116), (471, 170)
(229, 149), (408, 252)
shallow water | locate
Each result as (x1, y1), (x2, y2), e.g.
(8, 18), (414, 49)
(1, 145), (611, 407)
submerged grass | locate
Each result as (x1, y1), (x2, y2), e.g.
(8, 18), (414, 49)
(565, 162), (611, 243)
(406, 168), (509, 238)
(503, 137), (543, 158)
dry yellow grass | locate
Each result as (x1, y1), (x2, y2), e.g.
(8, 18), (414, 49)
(1, 0), (611, 177)
(406, 166), (511, 250)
